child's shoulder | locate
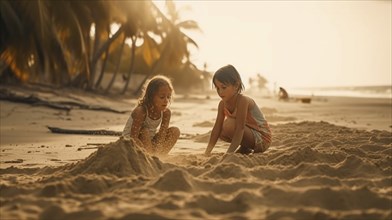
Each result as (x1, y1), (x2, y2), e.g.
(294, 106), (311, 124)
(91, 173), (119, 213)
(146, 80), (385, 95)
(132, 105), (147, 116)
(163, 108), (172, 115)
(239, 94), (254, 103)
(237, 94), (258, 109)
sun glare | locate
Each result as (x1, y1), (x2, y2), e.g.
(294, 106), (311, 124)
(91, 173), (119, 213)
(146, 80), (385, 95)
(153, 1), (391, 90)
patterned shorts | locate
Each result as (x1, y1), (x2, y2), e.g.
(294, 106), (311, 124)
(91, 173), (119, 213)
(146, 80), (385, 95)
(250, 129), (270, 153)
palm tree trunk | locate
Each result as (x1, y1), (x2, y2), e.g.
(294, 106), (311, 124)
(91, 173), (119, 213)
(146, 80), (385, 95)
(94, 45), (109, 90)
(105, 35), (126, 93)
(70, 17), (91, 88)
(82, 28), (91, 88)
(88, 26), (101, 89)
(92, 25), (124, 66)
(121, 36), (136, 94)
(94, 28), (111, 90)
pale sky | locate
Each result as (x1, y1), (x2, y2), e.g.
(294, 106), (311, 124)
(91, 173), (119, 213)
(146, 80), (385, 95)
(155, 0), (391, 89)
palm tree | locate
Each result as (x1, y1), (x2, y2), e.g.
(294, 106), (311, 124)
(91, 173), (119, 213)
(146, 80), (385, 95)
(1, 0), (70, 84)
(50, 0), (93, 87)
(133, 0), (201, 95)
(0, 0), (202, 96)
(104, 33), (126, 93)
(90, 0), (159, 93)
(1, 0), (123, 89)
(1, 0), (100, 86)
(93, 27), (111, 90)
(121, 35), (136, 94)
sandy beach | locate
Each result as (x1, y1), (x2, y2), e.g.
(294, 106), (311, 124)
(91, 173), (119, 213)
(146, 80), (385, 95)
(0, 85), (391, 220)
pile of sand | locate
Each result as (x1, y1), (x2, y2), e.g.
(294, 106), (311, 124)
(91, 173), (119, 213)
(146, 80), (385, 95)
(1, 121), (391, 220)
(65, 138), (168, 177)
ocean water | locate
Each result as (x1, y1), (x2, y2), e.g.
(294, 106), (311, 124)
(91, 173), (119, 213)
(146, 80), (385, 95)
(289, 85), (392, 99)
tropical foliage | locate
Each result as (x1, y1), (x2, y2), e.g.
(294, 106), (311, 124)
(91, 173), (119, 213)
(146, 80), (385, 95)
(0, 0), (209, 94)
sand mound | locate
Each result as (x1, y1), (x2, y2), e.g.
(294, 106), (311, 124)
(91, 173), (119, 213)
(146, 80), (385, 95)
(152, 168), (196, 192)
(65, 137), (167, 177)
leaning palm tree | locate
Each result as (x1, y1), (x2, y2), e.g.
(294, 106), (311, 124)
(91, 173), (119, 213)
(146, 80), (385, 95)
(1, 0), (128, 90)
(0, 0), (101, 86)
(119, 0), (162, 94)
(0, 0), (202, 96)
(50, 0), (94, 87)
(0, 0), (70, 84)
(133, 0), (201, 95)
(90, 1), (154, 91)
(162, 0), (200, 67)
(99, 0), (162, 94)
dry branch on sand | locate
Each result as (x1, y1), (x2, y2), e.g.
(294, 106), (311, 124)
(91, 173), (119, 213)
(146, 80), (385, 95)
(47, 126), (122, 136)
(0, 87), (127, 113)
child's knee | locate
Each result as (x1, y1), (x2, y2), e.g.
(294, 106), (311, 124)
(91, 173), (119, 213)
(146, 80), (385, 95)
(170, 127), (180, 138)
(222, 119), (235, 133)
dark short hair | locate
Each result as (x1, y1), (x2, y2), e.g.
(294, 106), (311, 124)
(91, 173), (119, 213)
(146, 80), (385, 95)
(212, 64), (245, 93)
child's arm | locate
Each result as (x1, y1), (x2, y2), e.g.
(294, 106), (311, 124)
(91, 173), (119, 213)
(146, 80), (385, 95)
(226, 96), (249, 153)
(205, 101), (225, 155)
(155, 109), (171, 146)
(129, 106), (147, 148)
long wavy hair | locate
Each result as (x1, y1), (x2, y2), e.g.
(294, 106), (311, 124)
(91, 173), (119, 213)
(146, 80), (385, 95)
(138, 75), (174, 108)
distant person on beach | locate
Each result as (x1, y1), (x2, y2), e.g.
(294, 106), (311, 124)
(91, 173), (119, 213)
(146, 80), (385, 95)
(278, 87), (289, 101)
(204, 65), (272, 155)
(122, 75), (180, 155)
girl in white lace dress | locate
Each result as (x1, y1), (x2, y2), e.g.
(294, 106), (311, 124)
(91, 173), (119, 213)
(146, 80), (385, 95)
(122, 75), (180, 155)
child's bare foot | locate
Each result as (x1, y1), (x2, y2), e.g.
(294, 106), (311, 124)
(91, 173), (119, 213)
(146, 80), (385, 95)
(235, 146), (254, 155)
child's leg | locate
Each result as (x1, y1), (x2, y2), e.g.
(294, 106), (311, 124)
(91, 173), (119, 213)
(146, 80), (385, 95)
(155, 127), (180, 155)
(139, 127), (154, 153)
(240, 127), (256, 148)
(252, 131), (270, 153)
(220, 118), (235, 142)
(220, 118), (256, 154)
(235, 127), (256, 154)
(253, 140), (270, 153)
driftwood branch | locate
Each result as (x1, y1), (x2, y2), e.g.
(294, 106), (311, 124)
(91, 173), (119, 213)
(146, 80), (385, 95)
(0, 89), (72, 111)
(0, 88), (127, 113)
(47, 126), (122, 136)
